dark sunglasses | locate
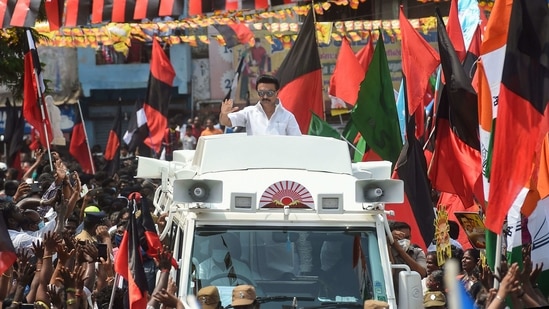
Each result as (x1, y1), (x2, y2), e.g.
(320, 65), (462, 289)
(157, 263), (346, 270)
(257, 90), (276, 97)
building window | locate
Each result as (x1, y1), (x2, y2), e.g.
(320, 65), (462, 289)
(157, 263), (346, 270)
(95, 39), (164, 65)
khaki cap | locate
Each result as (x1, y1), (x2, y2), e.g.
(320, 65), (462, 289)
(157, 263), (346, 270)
(364, 300), (389, 309)
(197, 286), (220, 309)
(423, 291), (446, 307)
(232, 285), (256, 307)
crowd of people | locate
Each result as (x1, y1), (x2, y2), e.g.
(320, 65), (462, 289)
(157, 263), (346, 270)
(0, 146), (182, 308)
(386, 221), (549, 309)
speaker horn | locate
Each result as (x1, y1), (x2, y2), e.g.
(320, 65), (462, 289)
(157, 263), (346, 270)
(173, 179), (223, 204)
(355, 179), (404, 203)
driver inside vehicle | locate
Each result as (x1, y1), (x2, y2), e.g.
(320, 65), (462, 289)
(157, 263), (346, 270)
(197, 233), (256, 286)
(318, 240), (360, 299)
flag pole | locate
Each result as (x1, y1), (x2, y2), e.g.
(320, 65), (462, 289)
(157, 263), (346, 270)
(339, 134), (364, 157)
(493, 232), (502, 289)
(76, 100), (96, 174)
(107, 273), (120, 309)
(26, 29), (54, 171)
(36, 82), (53, 171)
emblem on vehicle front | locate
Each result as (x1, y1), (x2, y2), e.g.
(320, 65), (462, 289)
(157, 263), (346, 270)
(259, 180), (314, 209)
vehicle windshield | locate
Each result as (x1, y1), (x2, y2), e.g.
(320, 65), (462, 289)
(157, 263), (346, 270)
(188, 227), (387, 309)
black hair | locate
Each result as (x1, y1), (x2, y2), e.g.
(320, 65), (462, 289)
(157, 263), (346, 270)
(95, 285), (125, 309)
(83, 218), (97, 230)
(117, 207), (131, 219)
(1, 202), (18, 225)
(464, 248), (480, 262)
(389, 221), (411, 231)
(66, 214), (80, 225)
(6, 168), (19, 180)
(3, 180), (19, 196)
(255, 74), (280, 91)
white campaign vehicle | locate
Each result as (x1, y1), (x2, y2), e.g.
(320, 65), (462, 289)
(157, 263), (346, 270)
(137, 134), (423, 309)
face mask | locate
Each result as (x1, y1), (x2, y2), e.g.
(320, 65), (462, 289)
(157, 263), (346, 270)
(37, 220), (45, 230)
(212, 249), (229, 264)
(114, 234), (123, 247)
(398, 239), (411, 252)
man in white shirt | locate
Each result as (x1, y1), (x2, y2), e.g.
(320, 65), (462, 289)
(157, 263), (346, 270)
(220, 74), (301, 136)
(197, 234), (256, 286)
(4, 202), (47, 252)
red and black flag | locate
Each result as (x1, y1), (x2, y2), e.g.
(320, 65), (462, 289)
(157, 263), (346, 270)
(189, 0), (267, 15)
(134, 0), (159, 20)
(486, 0), (549, 232)
(386, 120), (435, 250)
(158, 0), (183, 17)
(112, 0), (137, 23)
(132, 194), (178, 268)
(65, 0), (92, 27)
(4, 99), (24, 170)
(276, 9), (323, 133)
(105, 103), (122, 176)
(44, 0), (65, 30)
(91, 0), (113, 24)
(6, 0), (41, 27)
(241, 0), (268, 10)
(137, 197), (163, 260)
(114, 205), (148, 309)
(125, 39), (175, 155)
(189, 0), (211, 16)
(69, 106), (95, 175)
(0, 210), (17, 276)
(428, 10), (482, 208)
(23, 30), (52, 149)
(213, 23), (254, 48)
(0, 0), (16, 28)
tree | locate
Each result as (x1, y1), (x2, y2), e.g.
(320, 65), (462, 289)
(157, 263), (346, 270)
(0, 28), (27, 101)
(0, 5), (48, 102)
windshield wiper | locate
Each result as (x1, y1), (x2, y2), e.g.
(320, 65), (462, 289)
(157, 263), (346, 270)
(258, 296), (315, 304)
(302, 302), (363, 309)
(224, 296), (315, 309)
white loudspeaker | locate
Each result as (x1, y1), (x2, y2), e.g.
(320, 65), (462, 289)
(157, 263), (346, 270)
(136, 156), (170, 179)
(172, 179), (223, 204)
(355, 179), (404, 203)
(398, 270), (423, 309)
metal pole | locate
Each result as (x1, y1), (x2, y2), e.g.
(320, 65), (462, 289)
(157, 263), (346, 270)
(76, 100), (96, 174)
(341, 134), (364, 157)
(107, 273), (119, 309)
(493, 232), (502, 289)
